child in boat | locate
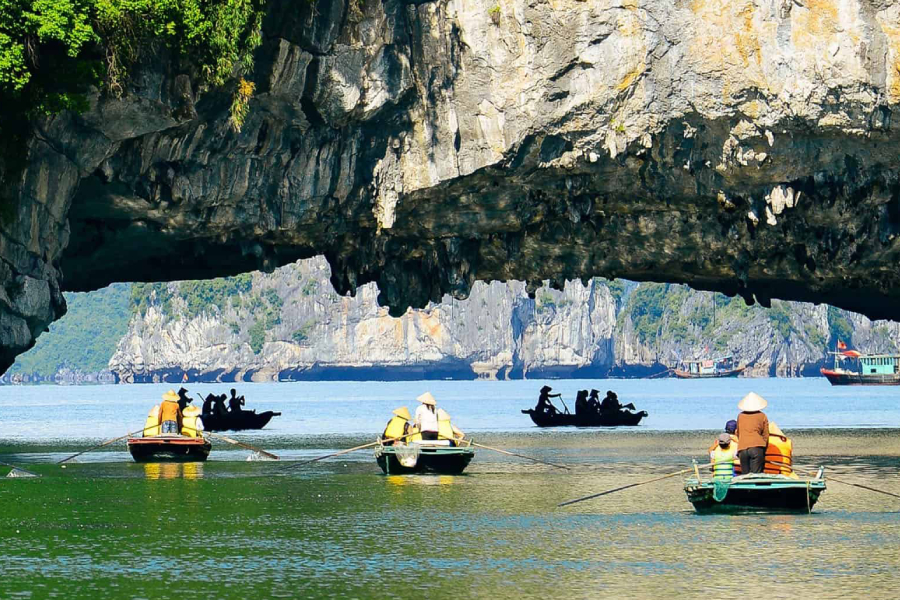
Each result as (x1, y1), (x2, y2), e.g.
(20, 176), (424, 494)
(710, 433), (737, 480)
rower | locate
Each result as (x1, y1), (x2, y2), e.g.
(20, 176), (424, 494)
(764, 422), (796, 477)
(536, 386), (562, 415)
(736, 392), (769, 474)
(710, 433), (737, 480)
(159, 390), (182, 435)
(414, 392), (440, 441)
(382, 407), (411, 445)
(177, 387), (192, 411)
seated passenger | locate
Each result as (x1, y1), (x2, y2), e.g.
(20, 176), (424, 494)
(436, 408), (462, 445)
(181, 405), (204, 438)
(710, 433), (737, 480)
(574, 390), (589, 415)
(159, 390), (182, 435)
(382, 407), (411, 444)
(177, 387), (192, 411)
(599, 390), (620, 412)
(708, 419), (741, 474)
(202, 393), (215, 416)
(228, 388), (245, 414)
(764, 422), (795, 477)
(414, 392), (440, 441)
(587, 389), (601, 412)
(144, 405), (161, 437)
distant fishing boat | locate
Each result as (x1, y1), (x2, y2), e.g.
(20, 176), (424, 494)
(684, 467), (826, 513)
(820, 347), (900, 385)
(674, 355), (744, 379)
(127, 435), (211, 462)
(374, 439), (474, 475)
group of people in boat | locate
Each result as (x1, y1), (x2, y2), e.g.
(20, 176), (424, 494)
(381, 392), (465, 445)
(201, 388), (247, 419)
(535, 385), (635, 416)
(144, 389), (205, 438)
(143, 387), (251, 438)
(709, 392), (795, 480)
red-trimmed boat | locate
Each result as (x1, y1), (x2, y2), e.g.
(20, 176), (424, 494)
(821, 349), (900, 386)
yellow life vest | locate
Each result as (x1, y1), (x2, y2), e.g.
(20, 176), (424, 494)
(712, 445), (736, 480)
(182, 405), (202, 438)
(407, 425), (422, 443)
(383, 416), (407, 439)
(143, 405), (161, 437)
(437, 409), (455, 442)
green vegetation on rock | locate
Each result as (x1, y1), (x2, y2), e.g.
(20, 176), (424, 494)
(9, 283), (131, 377)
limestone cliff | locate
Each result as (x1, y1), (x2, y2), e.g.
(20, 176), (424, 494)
(4, 0), (900, 374)
(109, 257), (900, 382)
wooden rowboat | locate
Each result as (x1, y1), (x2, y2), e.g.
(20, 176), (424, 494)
(127, 435), (211, 463)
(521, 408), (647, 427)
(200, 410), (280, 432)
(374, 440), (474, 475)
(684, 468), (826, 514)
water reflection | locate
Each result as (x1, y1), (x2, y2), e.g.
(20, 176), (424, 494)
(142, 462), (204, 480)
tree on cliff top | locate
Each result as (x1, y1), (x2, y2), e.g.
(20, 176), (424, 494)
(0, 0), (266, 164)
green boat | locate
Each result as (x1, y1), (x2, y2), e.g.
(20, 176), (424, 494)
(374, 440), (475, 475)
(684, 467), (826, 514)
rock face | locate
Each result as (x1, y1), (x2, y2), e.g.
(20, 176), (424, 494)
(4, 0), (900, 373)
(109, 257), (900, 382)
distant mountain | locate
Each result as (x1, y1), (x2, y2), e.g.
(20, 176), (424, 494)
(8, 258), (899, 384)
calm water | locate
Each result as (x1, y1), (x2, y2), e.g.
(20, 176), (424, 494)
(1, 379), (899, 598)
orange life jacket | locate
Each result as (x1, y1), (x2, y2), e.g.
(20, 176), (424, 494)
(159, 400), (181, 424)
(764, 434), (793, 475)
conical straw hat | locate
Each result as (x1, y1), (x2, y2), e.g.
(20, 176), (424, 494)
(768, 422), (785, 437)
(162, 390), (179, 402)
(417, 392), (436, 406)
(737, 392), (767, 412)
(392, 407), (412, 420)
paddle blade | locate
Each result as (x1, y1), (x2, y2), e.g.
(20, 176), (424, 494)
(246, 451), (277, 462)
(7, 468), (38, 478)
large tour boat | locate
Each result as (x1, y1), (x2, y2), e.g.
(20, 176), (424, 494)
(674, 355), (744, 379)
(820, 349), (900, 385)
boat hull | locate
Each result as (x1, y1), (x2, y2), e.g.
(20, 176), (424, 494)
(684, 474), (825, 514)
(375, 444), (474, 475)
(820, 368), (900, 386)
(127, 435), (211, 462)
(521, 408), (647, 427)
(673, 367), (745, 379)
(200, 410), (280, 432)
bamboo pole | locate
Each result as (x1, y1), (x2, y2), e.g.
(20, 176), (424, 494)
(558, 462), (714, 507)
(57, 428), (149, 464)
(468, 441), (570, 471)
(0, 460), (40, 477)
(180, 426), (279, 460)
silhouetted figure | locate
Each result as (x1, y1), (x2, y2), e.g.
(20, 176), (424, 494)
(228, 388), (245, 414)
(177, 387), (192, 411)
(599, 390), (621, 412)
(536, 385), (562, 416)
(574, 390), (589, 415)
(587, 389), (601, 412)
(213, 394), (229, 418)
(202, 393), (215, 416)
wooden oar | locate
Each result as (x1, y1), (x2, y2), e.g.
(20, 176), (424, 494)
(468, 441), (570, 471)
(280, 431), (424, 471)
(57, 428), (148, 464)
(558, 462), (714, 507)
(0, 460), (41, 477)
(181, 426), (279, 460)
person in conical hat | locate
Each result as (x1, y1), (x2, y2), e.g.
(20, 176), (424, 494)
(382, 407), (412, 443)
(735, 392), (769, 474)
(159, 390), (183, 435)
(414, 392), (439, 441)
(536, 385), (562, 415)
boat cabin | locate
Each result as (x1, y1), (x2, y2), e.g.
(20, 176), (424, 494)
(683, 355), (735, 375)
(859, 355), (900, 375)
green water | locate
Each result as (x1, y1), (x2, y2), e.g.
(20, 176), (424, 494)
(2, 431), (899, 599)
